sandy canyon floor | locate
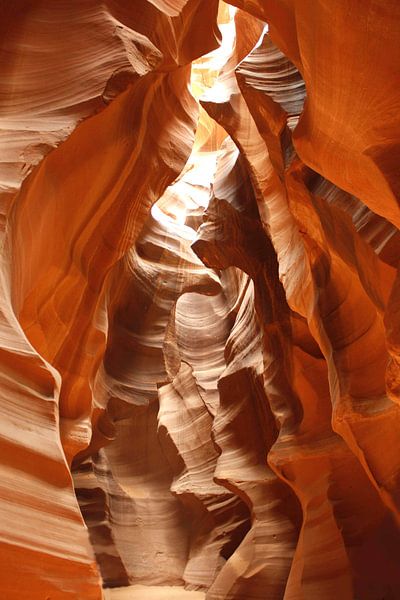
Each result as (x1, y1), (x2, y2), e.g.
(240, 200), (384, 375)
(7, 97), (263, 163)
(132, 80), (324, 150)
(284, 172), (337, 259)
(105, 586), (205, 600)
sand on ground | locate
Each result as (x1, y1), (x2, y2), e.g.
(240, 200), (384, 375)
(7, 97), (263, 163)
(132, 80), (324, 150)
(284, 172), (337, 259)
(104, 585), (206, 600)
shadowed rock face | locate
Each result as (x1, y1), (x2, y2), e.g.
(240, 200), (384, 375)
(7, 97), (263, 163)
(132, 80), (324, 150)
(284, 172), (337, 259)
(1, 1), (400, 599)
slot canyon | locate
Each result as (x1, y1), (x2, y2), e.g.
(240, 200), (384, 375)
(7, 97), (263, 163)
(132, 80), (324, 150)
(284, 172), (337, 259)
(1, 1), (400, 599)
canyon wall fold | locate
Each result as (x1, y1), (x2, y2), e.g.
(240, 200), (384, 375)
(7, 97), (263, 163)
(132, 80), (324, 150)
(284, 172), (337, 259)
(0, 1), (399, 599)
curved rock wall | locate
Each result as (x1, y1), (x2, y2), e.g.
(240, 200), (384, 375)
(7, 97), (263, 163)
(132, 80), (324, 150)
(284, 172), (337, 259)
(1, 1), (399, 599)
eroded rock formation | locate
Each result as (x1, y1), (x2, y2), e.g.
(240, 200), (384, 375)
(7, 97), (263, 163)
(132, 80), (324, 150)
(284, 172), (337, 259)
(1, 1), (399, 599)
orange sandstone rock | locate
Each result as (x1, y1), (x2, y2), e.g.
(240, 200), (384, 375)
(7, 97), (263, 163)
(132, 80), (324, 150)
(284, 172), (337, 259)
(0, 1), (400, 599)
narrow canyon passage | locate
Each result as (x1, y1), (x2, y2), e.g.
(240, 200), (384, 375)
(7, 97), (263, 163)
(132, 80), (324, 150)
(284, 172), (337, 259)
(0, 1), (400, 599)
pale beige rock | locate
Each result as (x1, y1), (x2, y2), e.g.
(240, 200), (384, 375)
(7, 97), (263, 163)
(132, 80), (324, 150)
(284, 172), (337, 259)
(1, 2), (400, 599)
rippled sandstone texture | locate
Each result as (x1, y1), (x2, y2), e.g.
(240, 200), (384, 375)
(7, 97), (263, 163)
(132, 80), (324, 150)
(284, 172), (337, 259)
(1, 1), (400, 599)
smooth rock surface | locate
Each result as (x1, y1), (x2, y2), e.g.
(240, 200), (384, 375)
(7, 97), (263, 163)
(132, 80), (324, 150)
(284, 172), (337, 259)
(1, 2), (399, 599)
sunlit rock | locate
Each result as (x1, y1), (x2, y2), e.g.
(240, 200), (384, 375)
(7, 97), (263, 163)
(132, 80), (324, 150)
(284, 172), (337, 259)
(1, 1), (399, 599)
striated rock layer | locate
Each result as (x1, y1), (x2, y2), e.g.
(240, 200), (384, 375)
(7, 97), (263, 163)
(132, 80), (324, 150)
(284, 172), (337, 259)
(0, 1), (400, 599)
